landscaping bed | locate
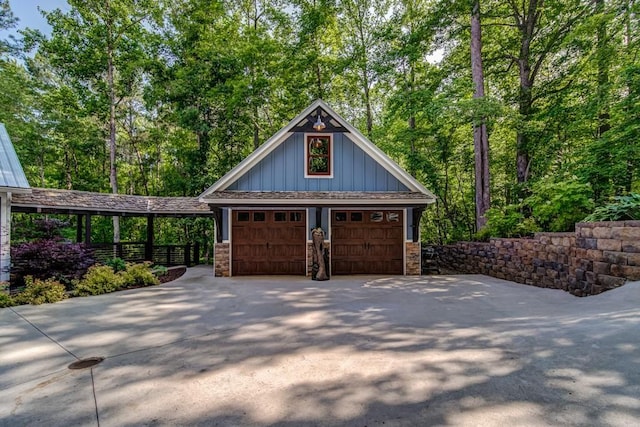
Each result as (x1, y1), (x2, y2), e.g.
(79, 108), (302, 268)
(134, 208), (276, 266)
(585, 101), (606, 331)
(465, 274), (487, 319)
(158, 265), (186, 284)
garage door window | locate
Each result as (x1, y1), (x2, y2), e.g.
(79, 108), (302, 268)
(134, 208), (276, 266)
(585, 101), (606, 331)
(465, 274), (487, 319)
(370, 212), (383, 222)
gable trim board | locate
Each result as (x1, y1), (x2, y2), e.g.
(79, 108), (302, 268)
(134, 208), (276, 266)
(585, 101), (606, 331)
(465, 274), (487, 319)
(203, 191), (432, 207)
(200, 100), (436, 277)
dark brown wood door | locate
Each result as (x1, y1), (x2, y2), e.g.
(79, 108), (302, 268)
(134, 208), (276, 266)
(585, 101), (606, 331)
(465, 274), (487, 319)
(232, 210), (306, 275)
(331, 210), (403, 275)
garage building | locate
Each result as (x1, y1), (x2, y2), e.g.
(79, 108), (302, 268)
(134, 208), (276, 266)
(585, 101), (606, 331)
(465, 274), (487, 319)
(199, 100), (436, 277)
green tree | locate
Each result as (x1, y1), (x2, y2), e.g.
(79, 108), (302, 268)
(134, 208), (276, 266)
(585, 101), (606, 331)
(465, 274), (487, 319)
(36, 0), (157, 241)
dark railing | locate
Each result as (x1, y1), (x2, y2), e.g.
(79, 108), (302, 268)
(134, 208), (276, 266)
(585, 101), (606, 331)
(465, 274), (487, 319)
(90, 242), (201, 267)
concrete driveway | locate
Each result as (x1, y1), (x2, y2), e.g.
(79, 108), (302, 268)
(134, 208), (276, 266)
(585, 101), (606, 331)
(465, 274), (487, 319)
(1, 267), (639, 427)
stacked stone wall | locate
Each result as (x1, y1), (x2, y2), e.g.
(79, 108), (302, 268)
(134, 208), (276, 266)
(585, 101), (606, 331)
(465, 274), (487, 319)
(437, 221), (640, 296)
(214, 243), (230, 277)
(405, 242), (421, 275)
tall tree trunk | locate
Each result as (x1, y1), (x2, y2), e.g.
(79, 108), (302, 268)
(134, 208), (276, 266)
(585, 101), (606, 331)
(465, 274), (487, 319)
(623, 0), (636, 191)
(516, 52), (533, 184)
(596, 0), (610, 139)
(471, 0), (490, 230)
(363, 75), (373, 139)
(316, 62), (323, 99)
(106, 1), (119, 243)
(253, 104), (260, 150)
(514, 0), (539, 185)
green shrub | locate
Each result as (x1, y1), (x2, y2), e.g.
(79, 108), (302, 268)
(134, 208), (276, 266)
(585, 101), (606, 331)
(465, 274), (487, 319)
(13, 276), (67, 305)
(121, 262), (159, 288)
(151, 265), (168, 277)
(478, 178), (594, 238)
(477, 204), (540, 239)
(583, 193), (640, 222)
(74, 265), (125, 296)
(0, 292), (15, 308)
(105, 257), (127, 272)
(525, 179), (594, 232)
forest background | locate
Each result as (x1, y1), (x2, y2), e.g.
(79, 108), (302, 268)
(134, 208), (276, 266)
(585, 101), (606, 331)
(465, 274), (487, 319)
(0, 0), (638, 251)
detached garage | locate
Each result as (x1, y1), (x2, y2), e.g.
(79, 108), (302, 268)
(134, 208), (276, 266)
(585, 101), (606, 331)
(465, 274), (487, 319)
(199, 100), (436, 277)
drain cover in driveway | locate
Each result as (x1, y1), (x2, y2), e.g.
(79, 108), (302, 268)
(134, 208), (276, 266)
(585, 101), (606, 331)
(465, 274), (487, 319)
(68, 357), (104, 370)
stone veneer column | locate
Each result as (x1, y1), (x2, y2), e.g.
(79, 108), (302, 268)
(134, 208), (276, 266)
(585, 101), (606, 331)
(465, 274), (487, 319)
(214, 243), (230, 277)
(405, 242), (421, 275)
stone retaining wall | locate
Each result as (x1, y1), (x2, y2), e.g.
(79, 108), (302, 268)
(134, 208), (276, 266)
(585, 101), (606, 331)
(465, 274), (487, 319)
(437, 221), (640, 296)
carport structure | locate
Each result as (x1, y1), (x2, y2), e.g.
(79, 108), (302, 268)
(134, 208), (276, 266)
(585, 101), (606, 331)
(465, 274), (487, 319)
(0, 123), (214, 281)
(11, 187), (214, 265)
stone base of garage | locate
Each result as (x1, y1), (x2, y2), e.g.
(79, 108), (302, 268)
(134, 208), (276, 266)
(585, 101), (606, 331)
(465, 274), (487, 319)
(406, 242), (421, 275)
(214, 243), (230, 277)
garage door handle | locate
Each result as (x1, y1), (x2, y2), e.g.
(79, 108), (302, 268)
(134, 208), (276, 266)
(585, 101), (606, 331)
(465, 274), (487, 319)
(266, 242), (270, 249)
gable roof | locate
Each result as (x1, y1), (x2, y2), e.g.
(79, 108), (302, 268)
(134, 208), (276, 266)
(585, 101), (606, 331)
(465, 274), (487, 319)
(0, 124), (31, 193)
(199, 99), (436, 203)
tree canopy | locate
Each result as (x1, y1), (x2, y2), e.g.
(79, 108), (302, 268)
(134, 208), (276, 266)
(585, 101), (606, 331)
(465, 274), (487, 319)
(2, 0), (638, 243)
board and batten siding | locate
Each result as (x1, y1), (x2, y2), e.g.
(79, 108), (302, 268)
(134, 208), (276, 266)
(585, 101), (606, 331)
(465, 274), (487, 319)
(227, 133), (410, 192)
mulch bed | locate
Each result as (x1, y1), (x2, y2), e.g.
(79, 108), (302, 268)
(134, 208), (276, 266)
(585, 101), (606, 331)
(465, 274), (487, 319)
(158, 266), (187, 284)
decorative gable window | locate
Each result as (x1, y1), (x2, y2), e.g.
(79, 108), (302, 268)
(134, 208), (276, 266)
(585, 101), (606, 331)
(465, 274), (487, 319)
(305, 134), (332, 177)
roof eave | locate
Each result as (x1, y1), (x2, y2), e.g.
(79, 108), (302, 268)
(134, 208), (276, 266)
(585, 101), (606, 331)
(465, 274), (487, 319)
(0, 187), (32, 194)
(202, 198), (435, 208)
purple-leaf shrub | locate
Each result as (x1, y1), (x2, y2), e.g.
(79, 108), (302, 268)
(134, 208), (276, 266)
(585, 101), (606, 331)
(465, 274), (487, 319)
(11, 240), (95, 290)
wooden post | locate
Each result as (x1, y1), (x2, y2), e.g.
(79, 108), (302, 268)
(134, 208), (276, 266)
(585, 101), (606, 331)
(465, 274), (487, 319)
(185, 244), (191, 267)
(211, 207), (223, 243)
(76, 214), (83, 243)
(84, 215), (92, 245)
(145, 215), (154, 262)
(412, 207), (425, 242)
(194, 242), (200, 265)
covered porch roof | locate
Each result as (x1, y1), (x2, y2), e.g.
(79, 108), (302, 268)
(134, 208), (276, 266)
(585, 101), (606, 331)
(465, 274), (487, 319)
(12, 188), (214, 217)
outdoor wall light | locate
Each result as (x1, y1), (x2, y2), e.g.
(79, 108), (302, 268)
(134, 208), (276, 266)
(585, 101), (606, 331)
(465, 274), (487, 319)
(313, 113), (326, 131)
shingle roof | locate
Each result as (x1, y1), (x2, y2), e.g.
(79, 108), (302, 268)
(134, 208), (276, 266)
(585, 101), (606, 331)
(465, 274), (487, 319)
(12, 188), (213, 216)
(0, 124), (30, 192)
(203, 191), (433, 207)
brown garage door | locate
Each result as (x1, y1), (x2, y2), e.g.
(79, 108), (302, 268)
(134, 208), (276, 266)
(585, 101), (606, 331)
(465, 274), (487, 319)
(331, 210), (404, 275)
(232, 210), (306, 275)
